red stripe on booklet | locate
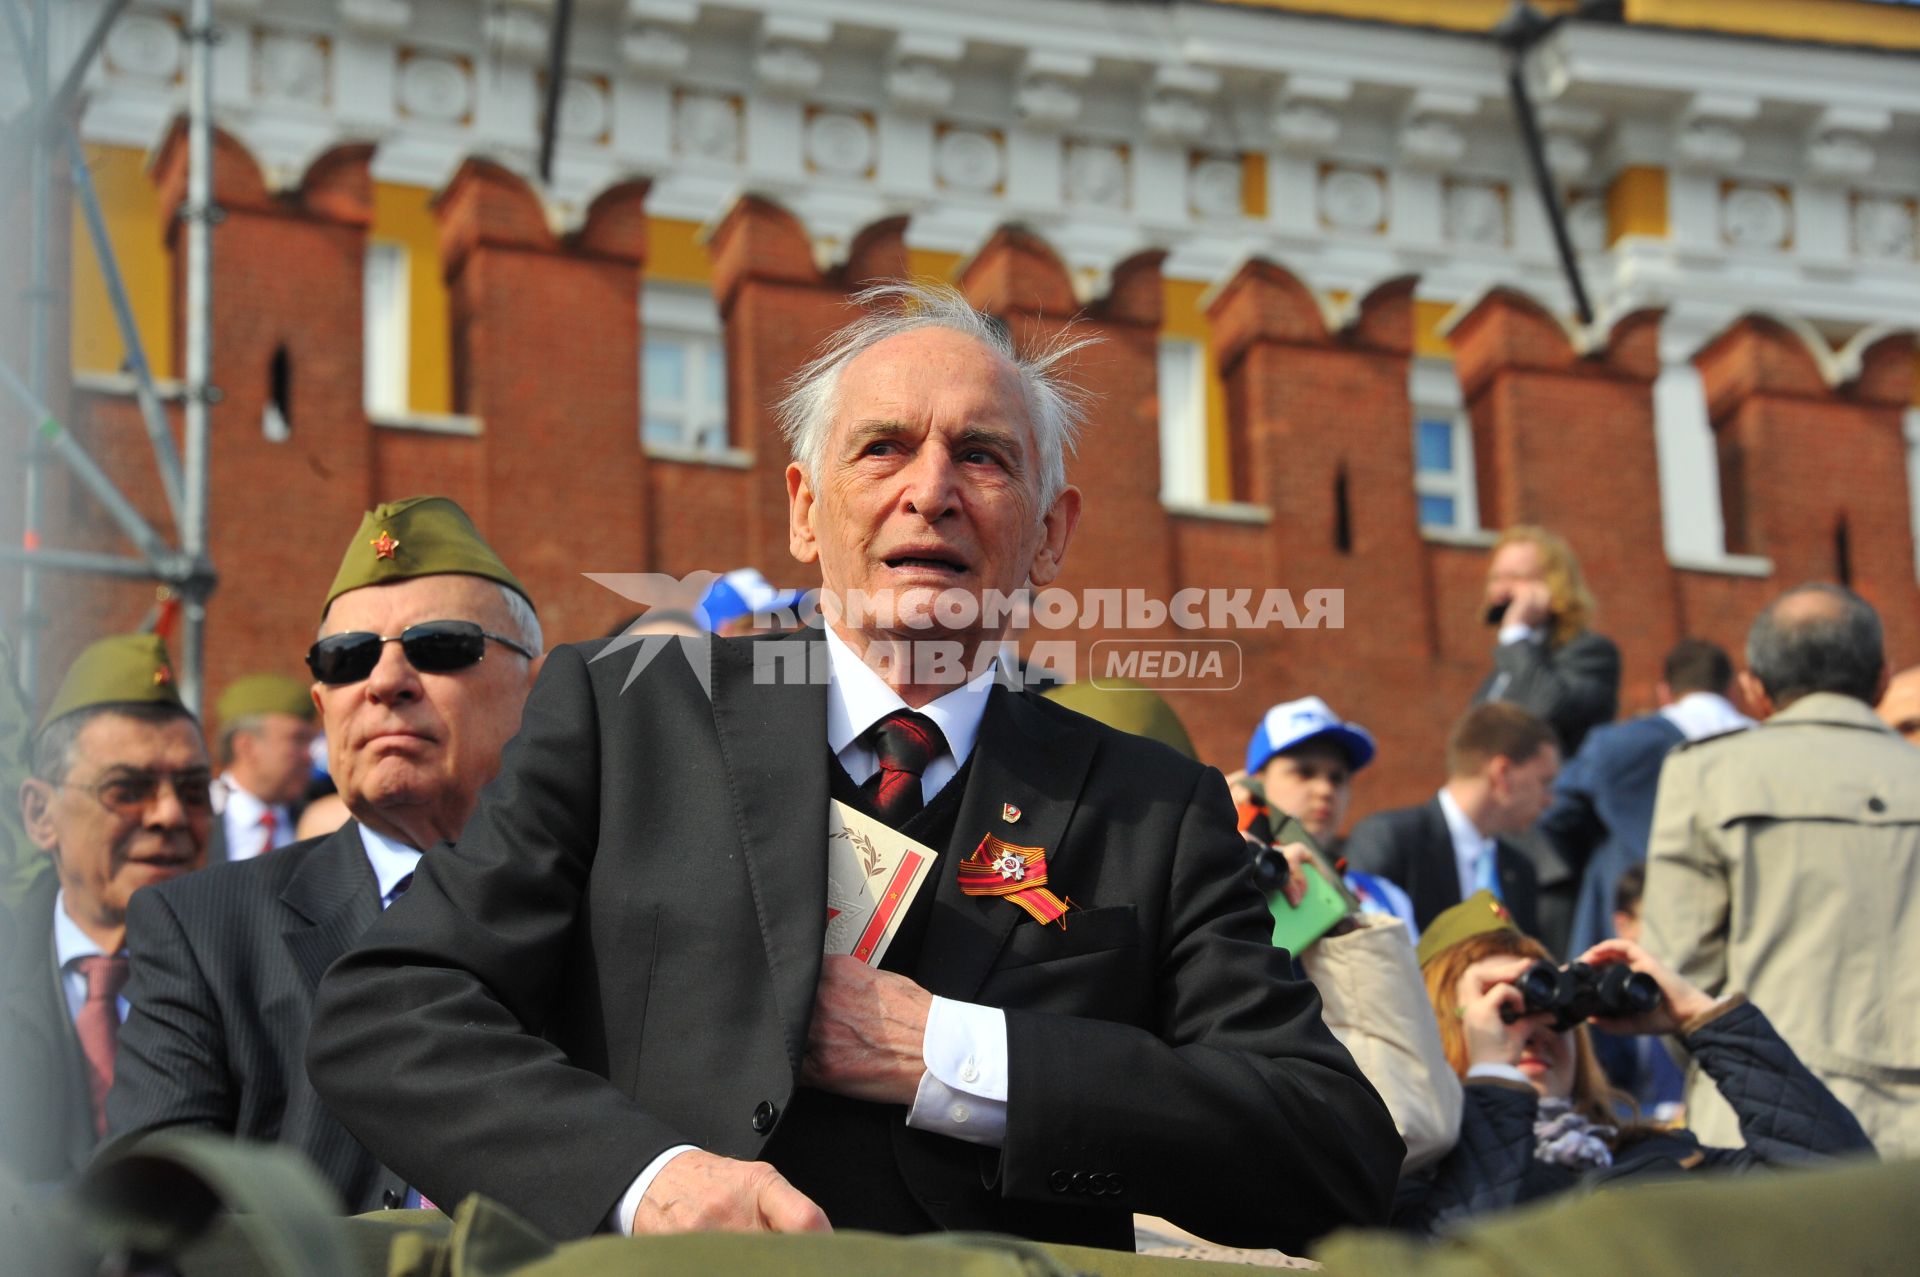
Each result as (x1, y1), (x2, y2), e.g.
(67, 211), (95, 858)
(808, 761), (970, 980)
(853, 850), (924, 962)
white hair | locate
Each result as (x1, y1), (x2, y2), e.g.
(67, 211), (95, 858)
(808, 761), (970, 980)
(317, 579), (543, 655)
(774, 281), (1097, 505)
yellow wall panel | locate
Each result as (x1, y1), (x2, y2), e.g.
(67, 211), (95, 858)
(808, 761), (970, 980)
(69, 144), (171, 378)
(1626, 0), (1920, 50)
(647, 217), (714, 285)
(370, 182), (451, 415)
(1608, 167), (1670, 244)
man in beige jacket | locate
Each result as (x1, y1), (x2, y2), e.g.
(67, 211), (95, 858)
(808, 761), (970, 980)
(1644, 583), (1917, 1157)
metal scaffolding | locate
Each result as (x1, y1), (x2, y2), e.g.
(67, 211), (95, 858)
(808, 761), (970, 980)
(1, 0), (218, 711)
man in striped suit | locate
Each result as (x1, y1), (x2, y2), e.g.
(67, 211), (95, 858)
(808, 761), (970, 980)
(107, 497), (542, 1211)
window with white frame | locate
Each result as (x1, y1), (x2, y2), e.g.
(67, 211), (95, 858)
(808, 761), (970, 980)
(1652, 360), (1733, 563)
(642, 282), (728, 454)
(1410, 358), (1479, 533)
(1157, 339), (1208, 505)
(363, 241), (410, 417)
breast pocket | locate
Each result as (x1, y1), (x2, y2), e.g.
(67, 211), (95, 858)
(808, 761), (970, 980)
(994, 904), (1141, 971)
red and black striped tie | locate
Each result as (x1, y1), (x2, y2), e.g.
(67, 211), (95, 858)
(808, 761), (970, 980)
(862, 710), (945, 827)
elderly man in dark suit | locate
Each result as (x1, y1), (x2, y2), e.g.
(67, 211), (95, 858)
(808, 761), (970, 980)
(3, 635), (211, 1185)
(307, 283), (1401, 1251)
(1344, 703), (1559, 943)
(107, 497), (542, 1212)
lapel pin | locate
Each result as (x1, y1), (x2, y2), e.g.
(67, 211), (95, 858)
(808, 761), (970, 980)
(1001, 802), (1022, 823)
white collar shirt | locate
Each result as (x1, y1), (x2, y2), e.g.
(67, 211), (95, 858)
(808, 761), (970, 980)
(220, 774), (294, 861)
(1659, 691), (1756, 743)
(53, 888), (126, 1024)
(356, 822), (424, 908)
(1437, 786), (1498, 904)
(823, 626), (994, 805)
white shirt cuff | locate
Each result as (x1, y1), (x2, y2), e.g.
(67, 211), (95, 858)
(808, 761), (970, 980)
(609, 1144), (699, 1235)
(905, 996), (1008, 1147)
(1497, 623), (1544, 646)
(1466, 1063), (1532, 1086)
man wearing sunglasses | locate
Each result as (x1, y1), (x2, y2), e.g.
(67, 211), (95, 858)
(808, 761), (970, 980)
(3, 634), (211, 1186)
(108, 496), (541, 1213)
(310, 285), (1399, 1250)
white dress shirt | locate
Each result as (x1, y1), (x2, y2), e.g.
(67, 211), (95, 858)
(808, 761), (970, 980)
(1659, 691), (1755, 743)
(613, 629), (1011, 1234)
(1437, 786), (1498, 904)
(357, 822), (424, 908)
(220, 774), (295, 861)
(53, 889), (128, 1024)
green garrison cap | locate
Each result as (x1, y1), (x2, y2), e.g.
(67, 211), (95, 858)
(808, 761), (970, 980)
(1416, 888), (1521, 968)
(38, 633), (186, 734)
(323, 496), (532, 616)
(1042, 678), (1197, 760)
(215, 674), (315, 724)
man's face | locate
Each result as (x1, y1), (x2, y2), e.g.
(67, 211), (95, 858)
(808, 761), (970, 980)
(232, 712), (319, 806)
(1484, 540), (1546, 608)
(21, 713), (212, 935)
(1878, 669), (1920, 746)
(313, 574), (536, 839)
(1257, 741), (1354, 844)
(1487, 744), (1560, 834)
(787, 327), (1081, 652)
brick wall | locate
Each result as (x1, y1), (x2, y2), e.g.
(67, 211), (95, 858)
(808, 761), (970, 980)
(4, 154), (1915, 825)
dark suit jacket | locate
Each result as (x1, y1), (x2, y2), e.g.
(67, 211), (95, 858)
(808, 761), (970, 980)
(1342, 798), (1540, 940)
(1474, 629), (1621, 757)
(1539, 713), (1687, 957)
(0, 872), (95, 1185)
(307, 631), (1401, 1249)
(108, 821), (405, 1213)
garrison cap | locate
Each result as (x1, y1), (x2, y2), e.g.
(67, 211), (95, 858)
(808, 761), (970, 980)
(216, 673), (315, 724)
(323, 496), (532, 616)
(39, 634), (186, 735)
(1043, 678), (1197, 760)
(1416, 889), (1520, 968)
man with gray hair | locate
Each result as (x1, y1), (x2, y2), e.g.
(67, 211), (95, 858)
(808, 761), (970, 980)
(1644, 582), (1920, 1157)
(108, 496), (544, 1212)
(309, 283), (1401, 1250)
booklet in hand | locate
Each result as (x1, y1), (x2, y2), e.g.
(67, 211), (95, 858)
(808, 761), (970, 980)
(825, 799), (941, 966)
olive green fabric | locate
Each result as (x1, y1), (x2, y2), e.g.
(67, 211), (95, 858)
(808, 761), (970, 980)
(215, 673), (315, 725)
(324, 496), (532, 617)
(1415, 889), (1520, 968)
(1042, 679), (1197, 760)
(0, 632), (46, 908)
(37, 633), (184, 734)
(1315, 1152), (1915, 1277)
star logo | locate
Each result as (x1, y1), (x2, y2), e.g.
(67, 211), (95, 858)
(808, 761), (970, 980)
(1001, 803), (1022, 824)
(152, 665), (172, 686)
(370, 530), (400, 560)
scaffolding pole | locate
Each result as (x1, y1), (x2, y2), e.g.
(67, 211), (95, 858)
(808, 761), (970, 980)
(2, 0), (219, 710)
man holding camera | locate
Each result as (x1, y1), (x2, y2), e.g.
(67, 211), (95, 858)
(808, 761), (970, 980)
(1644, 583), (1920, 1158)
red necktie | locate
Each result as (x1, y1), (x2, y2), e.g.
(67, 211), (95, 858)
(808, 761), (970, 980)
(73, 954), (129, 1138)
(862, 711), (945, 827)
(258, 809), (278, 857)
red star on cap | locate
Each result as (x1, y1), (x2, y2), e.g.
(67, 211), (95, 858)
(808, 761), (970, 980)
(370, 530), (400, 560)
(152, 666), (172, 686)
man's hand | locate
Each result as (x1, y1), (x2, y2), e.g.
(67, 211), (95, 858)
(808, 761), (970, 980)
(630, 1150), (830, 1234)
(1498, 581), (1554, 631)
(800, 956), (933, 1105)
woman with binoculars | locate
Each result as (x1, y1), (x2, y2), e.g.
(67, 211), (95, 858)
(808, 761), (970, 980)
(1392, 891), (1876, 1233)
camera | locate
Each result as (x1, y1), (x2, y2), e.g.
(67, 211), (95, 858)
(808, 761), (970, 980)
(1499, 960), (1660, 1031)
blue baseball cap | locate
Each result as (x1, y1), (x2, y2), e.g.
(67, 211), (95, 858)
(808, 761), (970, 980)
(694, 568), (809, 632)
(1245, 696), (1377, 776)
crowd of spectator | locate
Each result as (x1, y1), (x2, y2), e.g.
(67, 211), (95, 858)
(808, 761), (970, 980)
(0, 283), (1909, 1264)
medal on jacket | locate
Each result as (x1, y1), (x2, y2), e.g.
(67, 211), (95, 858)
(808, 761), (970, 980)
(959, 833), (1071, 928)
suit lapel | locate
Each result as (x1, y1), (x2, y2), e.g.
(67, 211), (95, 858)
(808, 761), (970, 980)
(281, 822), (381, 992)
(917, 687), (1096, 1003)
(2, 875), (102, 1171)
(708, 630), (830, 1075)
(1417, 799), (1461, 919)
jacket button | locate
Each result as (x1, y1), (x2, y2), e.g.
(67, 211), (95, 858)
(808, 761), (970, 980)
(751, 1100), (778, 1133)
(382, 1188), (402, 1210)
(1868, 796), (1887, 813)
(1048, 1169), (1072, 1194)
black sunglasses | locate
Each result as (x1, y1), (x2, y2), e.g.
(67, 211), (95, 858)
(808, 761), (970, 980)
(307, 620), (537, 686)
